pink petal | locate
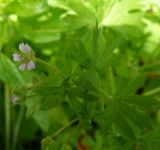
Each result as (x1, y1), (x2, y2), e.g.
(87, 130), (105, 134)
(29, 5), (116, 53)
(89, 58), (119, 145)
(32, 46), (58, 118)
(19, 63), (26, 71)
(19, 43), (31, 53)
(13, 53), (22, 62)
(27, 60), (35, 70)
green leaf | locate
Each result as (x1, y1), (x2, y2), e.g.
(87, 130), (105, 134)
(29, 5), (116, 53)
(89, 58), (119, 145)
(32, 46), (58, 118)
(95, 29), (121, 70)
(34, 86), (65, 110)
(6, 0), (49, 17)
(97, 99), (117, 134)
(33, 111), (49, 132)
(70, 41), (93, 69)
(50, 0), (96, 29)
(100, 0), (142, 27)
(119, 103), (153, 131)
(116, 75), (145, 96)
(115, 109), (135, 139)
(68, 94), (82, 116)
(0, 53), (24, 86)
(122, 95), (160, 109)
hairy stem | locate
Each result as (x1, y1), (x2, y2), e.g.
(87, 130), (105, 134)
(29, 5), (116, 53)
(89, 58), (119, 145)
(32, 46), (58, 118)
(51, 118), (78, 139)
(34, 58), (65, 79)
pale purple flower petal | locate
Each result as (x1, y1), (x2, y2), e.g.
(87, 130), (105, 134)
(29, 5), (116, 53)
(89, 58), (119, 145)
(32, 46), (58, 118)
(19, 63), (27, 71)
(13, 53), (22, 62)
(19, 43), (31, 53)
(27, 60), (35, 70)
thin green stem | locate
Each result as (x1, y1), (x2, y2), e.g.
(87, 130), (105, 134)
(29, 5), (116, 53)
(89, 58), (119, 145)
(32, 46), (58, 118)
(143, 87), (160, 96)
(141, 61), (160, 70)
(51, 118), (78, 139)
(34, 58), (65, 79)
(5, 84), (10, 150)
(108, 67), (116, 95)
(61, 124), (80, 149)
(11, 105), (25, 150)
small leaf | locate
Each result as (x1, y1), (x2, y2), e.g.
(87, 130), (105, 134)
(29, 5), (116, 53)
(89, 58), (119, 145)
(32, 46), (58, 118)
(122, 95), (160, 109)
(33, 111), (49, 132)
(0, 53), (24, 86)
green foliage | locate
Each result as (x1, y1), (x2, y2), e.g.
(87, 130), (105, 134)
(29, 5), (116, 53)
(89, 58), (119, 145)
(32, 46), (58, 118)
(1, 0), (160, 150)
(0, 54), (24, 86)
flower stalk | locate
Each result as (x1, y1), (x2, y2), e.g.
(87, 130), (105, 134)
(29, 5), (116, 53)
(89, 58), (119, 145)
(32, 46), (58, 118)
(34, 58), (65, 79)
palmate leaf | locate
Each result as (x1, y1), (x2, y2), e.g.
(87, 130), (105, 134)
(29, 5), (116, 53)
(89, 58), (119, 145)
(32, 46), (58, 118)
(48, 0), (96, 29)
(119, 103), (153, 131)
(100, 0), (143, 27)
(97, 88), (156, 139)
(48, 0), (142, 28)
(68, 87), (96, 122)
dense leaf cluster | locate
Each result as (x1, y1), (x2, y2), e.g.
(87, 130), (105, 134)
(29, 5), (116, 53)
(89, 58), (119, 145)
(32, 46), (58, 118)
(0, 0), (160, 150)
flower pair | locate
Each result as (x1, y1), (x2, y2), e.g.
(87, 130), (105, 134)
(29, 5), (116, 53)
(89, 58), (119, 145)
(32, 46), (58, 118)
(13, 43), (35, 70)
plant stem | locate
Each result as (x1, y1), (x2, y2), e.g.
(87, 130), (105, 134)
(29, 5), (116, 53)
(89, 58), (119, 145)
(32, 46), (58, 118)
(34, 58), (65, 79)
(108, 67), (116, 95)
(143, 87), (160, 96)
(51, 118), (78, 139)
(5, 84), (10, 150)
(61, 124), (80, 149)
(11, 105), (25, 150)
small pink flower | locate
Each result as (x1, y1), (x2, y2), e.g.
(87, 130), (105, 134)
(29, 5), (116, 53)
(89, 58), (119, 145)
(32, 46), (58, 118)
(13, 43), (35, 71)
(19, 43), (31, 53)
(19, 63), (27, 71)
(13, 54), (22, 62)
(27, 60), (35, 70)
